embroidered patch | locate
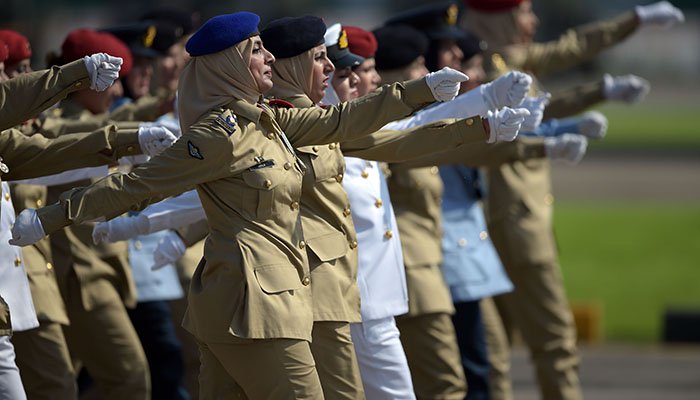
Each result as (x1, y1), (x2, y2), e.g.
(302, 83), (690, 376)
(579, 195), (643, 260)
(188, 141), (204, 160)
(215, 111), (238, 136)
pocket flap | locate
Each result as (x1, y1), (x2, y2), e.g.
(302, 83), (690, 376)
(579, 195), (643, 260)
(241, 168), (283, 190)
(306, 231), (348, 262)
(254, 265), (302, 294)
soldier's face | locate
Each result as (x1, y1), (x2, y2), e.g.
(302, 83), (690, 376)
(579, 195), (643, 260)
(309, 44), (335, 104)
(157, 40), (189, 92)
(332, 67), (360, 102)
(6, 59), (32, 78)
(436, 40), (463, 70)
(353, 58), (381, 97)
(405, 56), (429, 80)
(515, 0), (539, 44)
(126, 57), (154, 100)
(74, 79), (123, 114)
(460, 54), (486, 93)
(250, 37), (276, 93)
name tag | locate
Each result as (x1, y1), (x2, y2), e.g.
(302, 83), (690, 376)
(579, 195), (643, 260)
(248, 159), (275, 170)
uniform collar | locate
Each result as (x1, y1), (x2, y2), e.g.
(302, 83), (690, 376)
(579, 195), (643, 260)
(227, 98), (264, 123)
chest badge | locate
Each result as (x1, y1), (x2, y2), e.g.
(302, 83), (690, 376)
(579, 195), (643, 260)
(188, 141), (204, 160)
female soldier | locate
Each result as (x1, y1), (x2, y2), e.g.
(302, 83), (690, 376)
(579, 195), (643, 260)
(11, 11), (469, 398)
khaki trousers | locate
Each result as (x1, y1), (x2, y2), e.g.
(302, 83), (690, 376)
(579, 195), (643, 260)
(12, 322), (76, 400)
(480, 297), (512, 400)
(310, 321), (364, 400)
(199, 337), (324, 400)
(63, 273), (150, 400)
(396, 313), (467, 400)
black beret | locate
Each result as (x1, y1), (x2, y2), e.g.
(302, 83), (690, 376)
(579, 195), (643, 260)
(140, 6), (198, 36)
(324, 24), (364, 69)
(102, 21), (179, 58)
(186, 12), (260, 57)
(457, 31), (487, 62)
(373, 25), (429, 71)
(260, 16), (326, 59)
(385, 2), (466, 41)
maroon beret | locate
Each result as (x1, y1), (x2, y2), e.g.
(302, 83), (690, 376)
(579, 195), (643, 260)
(345, 26), (377, 59)
(60, 29), (133, 77)
(0, 30), (31, 65)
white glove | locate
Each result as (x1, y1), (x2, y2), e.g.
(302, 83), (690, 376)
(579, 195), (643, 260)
(137, 126), (178, 157)
(92, 214), (149, 244)
(425, 67), (469, 102)
(151, 231), (187, 271)
(480, 71), (533, 110)
(545, 134), (588, 164)
(635, 1), (685, 28)
(486, 107), (530, 143)
(603, 74), (650, 104)
(9, 209), (45, 247)
(519, 93), (551, 132)
(577, 111), (609, 140)
(83, 53), (123, 92)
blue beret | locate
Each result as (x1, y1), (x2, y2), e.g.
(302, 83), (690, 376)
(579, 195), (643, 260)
(186, 12), (260, 57)
(260, 16), (326, 59)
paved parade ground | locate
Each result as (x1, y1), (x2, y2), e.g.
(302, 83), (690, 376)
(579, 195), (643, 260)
(511, 344), (700, 400)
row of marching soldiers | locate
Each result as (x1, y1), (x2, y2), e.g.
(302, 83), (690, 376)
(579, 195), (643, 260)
(0, 1), (684, 399)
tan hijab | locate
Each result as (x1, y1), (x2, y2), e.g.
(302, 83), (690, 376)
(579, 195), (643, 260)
(463, 8), (520, 52)
(177, 37), (261, 132)
(267, 48), (315, 105)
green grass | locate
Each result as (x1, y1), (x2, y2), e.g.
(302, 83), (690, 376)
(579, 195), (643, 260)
(554, 202), (700, 342)
(590, 103), (700, 150)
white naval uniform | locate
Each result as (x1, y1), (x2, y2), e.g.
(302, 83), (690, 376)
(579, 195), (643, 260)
(0, 182), (37, 400)
(343, 157), (415, 400)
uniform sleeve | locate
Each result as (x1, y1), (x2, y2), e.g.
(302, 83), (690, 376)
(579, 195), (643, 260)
(544, 80), (605, 119)
(273, 78), (435, 147)
(507, 11), (639, 77)
(139, 190), (205, 234)
(382, 88), (488, 131)
(10, 166), (110, 186)
(176, 219), (210, 247)
(0, 60), (90, 131)
(342, 117), (488, 162)
(36, 125), (233, 235)
(109, 94), (170, 122)
(394, 137), (546, 169)
(0, 125), (140, 181)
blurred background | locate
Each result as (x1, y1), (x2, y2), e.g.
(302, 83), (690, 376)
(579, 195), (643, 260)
(2, 0), (699, 345)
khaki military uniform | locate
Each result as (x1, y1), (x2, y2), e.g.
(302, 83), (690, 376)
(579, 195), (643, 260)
(35, 79), (437, 398)
(0, 59), (90, 132)
(388, 165), (467, 400)
(481, 11), (640, 400)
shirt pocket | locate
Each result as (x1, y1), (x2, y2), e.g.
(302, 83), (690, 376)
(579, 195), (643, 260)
(241, 167), (286, 219)
(254, 264), (303, 294)
(306, 231), (348, 263)
(300, 146), (344, 183)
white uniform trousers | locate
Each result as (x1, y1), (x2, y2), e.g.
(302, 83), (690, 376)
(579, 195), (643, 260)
(0, 336), (26, 400)
(351, 317), (415, 400)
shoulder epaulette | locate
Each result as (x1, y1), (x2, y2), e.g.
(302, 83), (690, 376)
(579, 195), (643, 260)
(268, 99), (295, 109)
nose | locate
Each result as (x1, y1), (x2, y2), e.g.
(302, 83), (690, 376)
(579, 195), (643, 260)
(326, 58), (336, 74)
(265, 48), (275, 65)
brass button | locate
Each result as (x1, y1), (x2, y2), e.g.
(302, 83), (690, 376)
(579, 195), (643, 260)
(312, 146), (319, 152)
(479, 231), (488, 241)
(46, 262), (53, 270)
(134, 240), (143, 250)
(126, 145), (135, 153)
(466, 118), (474, 126)
(544, 193), (554, 206)
(430, 166), (439, 175)
(335, 174), (343, 183)
(342, 207), (351, 217)
(299, 240), (306, 249)
(4, 192), (9, 201)
(284, 162), (292, 170)
(267, 133), (275, 140)
(349, 240), (358, 249)
(458, 238), (468, 247)
(264, 179), (272, 189)
(329, 143), (336, 150)
(302, 276), (311, 286)
(290, 201), (300, 211)
(14, 257), (21, 267)
(36, 199), (43, 207)
(384, 230), (393, 239)
(361, 170), (369, 178)
(374, 199), (383, 208)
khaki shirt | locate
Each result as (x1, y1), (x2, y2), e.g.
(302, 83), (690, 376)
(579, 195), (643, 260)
(36, 78), (436, 342)
(0, 59), (90, 132)
(486, 10), (639, 266)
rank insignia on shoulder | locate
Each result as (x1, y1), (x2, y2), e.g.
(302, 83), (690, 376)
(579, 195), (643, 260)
(215, 110), (238, 136)
(188, 141), (204, 160)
